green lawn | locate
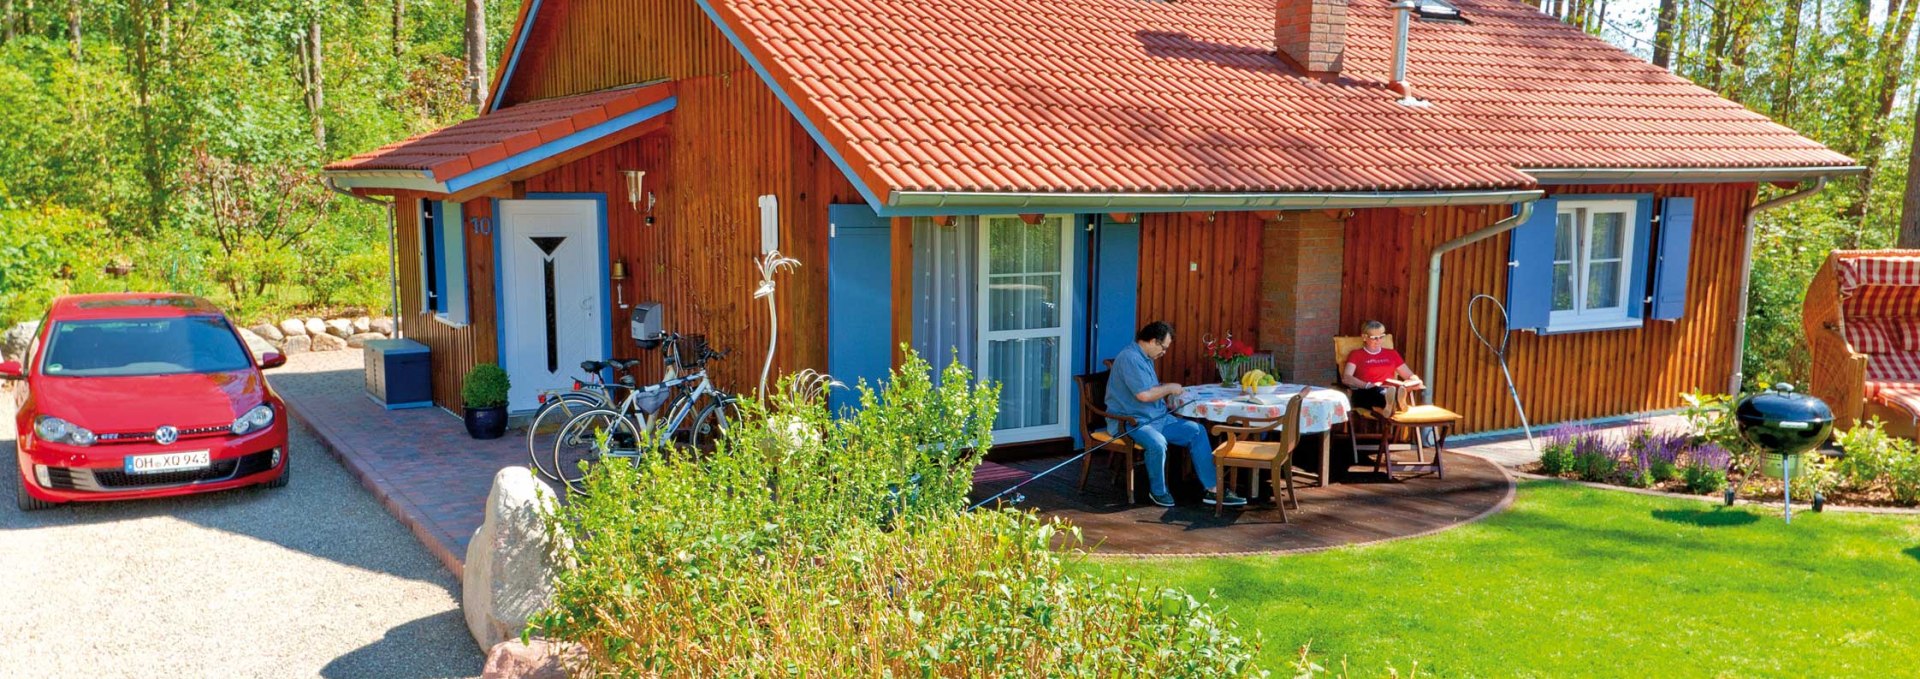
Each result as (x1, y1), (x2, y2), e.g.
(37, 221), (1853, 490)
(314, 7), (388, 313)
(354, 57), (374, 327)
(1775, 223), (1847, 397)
(1099, 480), (1920, 678)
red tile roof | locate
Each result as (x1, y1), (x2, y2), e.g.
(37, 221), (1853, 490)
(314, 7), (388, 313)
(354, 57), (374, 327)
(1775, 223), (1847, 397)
(709, 0), (1854, 195)
(325, 83), (673, 182)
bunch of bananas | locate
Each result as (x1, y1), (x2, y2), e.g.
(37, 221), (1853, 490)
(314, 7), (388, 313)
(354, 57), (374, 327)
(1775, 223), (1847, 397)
(1239, 369), (1277, 390)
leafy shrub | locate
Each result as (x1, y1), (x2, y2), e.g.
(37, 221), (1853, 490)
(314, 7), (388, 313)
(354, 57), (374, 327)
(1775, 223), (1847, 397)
(1835, 419), (1920, 503)
(1683, 444), (1732, 494)
(1644, 429), (1688, 483)
(1574, 433), (1618, 483)
(1539, 424), (1592, 476)
(532, 352), (1266, 676)
(460, 363), (510, 408)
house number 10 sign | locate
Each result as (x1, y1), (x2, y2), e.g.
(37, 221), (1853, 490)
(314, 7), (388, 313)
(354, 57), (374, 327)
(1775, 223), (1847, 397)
(469, 216), (494, 236)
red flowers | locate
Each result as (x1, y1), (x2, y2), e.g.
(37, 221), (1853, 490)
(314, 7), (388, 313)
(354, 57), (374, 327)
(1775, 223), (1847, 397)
(1203, 333), (1255, 363)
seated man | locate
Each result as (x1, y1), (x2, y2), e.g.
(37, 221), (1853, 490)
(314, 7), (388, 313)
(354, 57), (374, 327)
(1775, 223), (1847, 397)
(1341, 320), (1424, 414)
(1106, 321), (1245, 508)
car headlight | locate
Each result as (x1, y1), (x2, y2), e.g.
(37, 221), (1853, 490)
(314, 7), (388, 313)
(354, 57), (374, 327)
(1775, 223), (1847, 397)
(230, 404), (276, 436)
(34, 415), (96, 447)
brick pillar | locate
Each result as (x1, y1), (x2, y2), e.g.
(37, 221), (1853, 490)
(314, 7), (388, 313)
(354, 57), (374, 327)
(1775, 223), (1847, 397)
(1259, 211), (1346, 386)
(1274, 0), (1349, 76)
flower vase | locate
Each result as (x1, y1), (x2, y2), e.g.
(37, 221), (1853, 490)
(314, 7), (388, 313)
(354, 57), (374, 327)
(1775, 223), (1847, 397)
(1215, 358), (1248, 386)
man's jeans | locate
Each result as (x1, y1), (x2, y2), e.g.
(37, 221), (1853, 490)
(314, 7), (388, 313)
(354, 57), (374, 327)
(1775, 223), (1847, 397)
(1124, 418), (1218, 497)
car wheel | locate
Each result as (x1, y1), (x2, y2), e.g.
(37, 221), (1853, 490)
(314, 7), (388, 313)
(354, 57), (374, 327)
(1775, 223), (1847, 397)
(265, 453), (290, 489)
(16, 472), (55, 511)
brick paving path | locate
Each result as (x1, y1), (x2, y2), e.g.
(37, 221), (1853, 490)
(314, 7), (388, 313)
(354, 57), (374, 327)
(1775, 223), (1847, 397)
(270, 350), (528, 579)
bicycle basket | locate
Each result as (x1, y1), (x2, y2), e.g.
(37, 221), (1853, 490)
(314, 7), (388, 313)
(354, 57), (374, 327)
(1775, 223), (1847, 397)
(676, 334), (711, 371)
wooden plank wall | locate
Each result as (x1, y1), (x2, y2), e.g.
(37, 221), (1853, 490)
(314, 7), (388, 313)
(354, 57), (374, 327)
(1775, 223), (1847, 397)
(1341, 183), (1757, 433)
(1134, 211), (1265, 386)
(390, 193), (499, 409)
(498, 0), (748, 107)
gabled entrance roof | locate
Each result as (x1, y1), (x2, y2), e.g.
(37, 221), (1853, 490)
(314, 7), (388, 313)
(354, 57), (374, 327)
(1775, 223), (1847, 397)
(324, 82), (674, 195)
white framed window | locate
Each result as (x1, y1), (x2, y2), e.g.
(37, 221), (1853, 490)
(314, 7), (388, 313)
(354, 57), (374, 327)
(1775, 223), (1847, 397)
(1549, 199), (1637, 331)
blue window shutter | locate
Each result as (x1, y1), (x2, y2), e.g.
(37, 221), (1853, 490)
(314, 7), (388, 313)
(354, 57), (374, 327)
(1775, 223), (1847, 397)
(828, 204), (893, 414)
(422, 200), (445, 314)
(1506, 199), (1558, 330)
(1651, 197), (1696, 320)
(1626, 195), (1656, 320)
(1093, 220), (1140, 366)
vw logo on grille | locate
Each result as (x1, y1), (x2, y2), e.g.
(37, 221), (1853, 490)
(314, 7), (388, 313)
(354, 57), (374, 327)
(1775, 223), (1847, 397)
(154, 426), (179, 446)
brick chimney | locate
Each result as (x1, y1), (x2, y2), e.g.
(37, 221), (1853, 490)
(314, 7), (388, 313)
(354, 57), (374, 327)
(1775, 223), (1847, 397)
(1274, 0), (1350, 77)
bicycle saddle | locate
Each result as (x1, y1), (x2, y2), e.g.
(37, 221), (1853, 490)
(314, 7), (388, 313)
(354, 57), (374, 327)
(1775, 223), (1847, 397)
(579, 360), (608, 374)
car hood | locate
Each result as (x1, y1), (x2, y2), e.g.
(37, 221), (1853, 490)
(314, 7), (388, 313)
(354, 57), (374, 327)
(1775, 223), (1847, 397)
(32, 370), (268, 431)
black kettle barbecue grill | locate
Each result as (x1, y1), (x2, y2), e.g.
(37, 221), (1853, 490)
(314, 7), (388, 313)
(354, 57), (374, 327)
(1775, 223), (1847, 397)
(1734, 383), (1834, 522)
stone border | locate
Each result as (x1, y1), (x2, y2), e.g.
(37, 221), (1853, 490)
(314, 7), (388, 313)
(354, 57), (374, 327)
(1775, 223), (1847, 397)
(1498, 465), (1920, 516)
(282, 397), (468, 579)
(1088, 455), (1520, 560)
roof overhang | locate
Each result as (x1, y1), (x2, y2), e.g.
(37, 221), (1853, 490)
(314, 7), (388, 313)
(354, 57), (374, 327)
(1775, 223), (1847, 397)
(882, 188), (1545, 216)
(1522, 165), (1866, 185)
(322, 93), (676, 197)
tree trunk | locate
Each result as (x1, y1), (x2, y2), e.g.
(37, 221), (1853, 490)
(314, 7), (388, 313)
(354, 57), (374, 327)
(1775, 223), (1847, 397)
(1652, 0), (1678, 67)
(466, 0), (486, 111)
(391, 0), (403, 59)
(305, 17), (326, 153)
(3, 0), (15, 44)
(1848, 0), (1918, 218)
(67, 0), (79, 60)
(1901, 98), (1920, 248)
(1770, 0), (1803, 120)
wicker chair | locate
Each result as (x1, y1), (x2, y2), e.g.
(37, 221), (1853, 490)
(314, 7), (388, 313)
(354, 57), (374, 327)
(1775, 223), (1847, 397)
(1804, 250), (1920, 440)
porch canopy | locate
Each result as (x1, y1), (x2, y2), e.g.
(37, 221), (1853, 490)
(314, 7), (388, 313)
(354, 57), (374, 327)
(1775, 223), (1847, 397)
(324, 81), (675, 200)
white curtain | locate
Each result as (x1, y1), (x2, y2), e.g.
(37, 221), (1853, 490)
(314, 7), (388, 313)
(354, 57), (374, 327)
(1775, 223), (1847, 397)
(912, 217), (977, 382)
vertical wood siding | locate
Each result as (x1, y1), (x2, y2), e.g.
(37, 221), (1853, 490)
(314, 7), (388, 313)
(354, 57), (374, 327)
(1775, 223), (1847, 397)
(392, 193), (497, 409)
(499, 0), (748, 107)
(1341, 183), (1758, 433)
(1134, 211), (1265, 386)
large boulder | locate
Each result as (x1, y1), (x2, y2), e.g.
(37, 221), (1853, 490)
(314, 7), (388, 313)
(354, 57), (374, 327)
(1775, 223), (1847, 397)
(303, 318), (327, 337)
(370, 317), (396, 336)
(480, 639), (580, 679)
(280, 335), (312, 355)
(346, 332), (385, 349)
(249, 323), (285, 342)
(324, 318), (354, 339)
(309, 332), (348, 352)
(236, 328), (278, 361)
(352, 316), (372, 334)
(465, 467), (563, 651)
(279, 319), (309, 338)
(2, 321), (39, 364)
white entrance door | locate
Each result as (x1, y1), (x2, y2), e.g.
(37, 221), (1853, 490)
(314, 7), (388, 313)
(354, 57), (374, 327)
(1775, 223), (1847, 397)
(977, 215), (1072, 443)
(499, 199), (605, 412)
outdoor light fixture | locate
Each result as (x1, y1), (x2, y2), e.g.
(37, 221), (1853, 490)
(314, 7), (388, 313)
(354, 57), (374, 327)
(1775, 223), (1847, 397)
(623, 170), (647, 211)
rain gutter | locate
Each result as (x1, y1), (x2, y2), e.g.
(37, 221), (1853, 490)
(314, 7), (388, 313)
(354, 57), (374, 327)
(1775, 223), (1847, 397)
(323, 176), (404, 340)
(1729, 176), (1831, 394)
(323, 169), (447, 194)
(1523, 166), (1865, 185)
(1422, 199), (1537, 405)
(883, 188), (1541, 216)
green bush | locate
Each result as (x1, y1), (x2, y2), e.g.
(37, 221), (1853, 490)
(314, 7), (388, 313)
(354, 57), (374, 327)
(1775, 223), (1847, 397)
(1835, 419), (1920, 504)
(1650, 460), (1680, 483)
(461, 363), (510, 408)
(531, 352), (1267, 676)
(1538, 440), (1575, 476)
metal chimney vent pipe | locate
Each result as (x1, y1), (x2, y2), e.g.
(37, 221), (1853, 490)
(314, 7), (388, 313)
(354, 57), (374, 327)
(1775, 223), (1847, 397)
(1390, 1), (1429, 107)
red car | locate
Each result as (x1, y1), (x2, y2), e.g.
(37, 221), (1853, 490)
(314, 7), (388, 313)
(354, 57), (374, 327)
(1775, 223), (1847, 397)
(4, 293), (290, 511)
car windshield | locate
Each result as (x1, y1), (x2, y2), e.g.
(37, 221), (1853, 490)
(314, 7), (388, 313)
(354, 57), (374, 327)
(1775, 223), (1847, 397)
(40, 316), (252, 377)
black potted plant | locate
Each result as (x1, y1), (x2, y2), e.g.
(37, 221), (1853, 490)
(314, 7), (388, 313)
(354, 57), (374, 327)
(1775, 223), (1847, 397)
(462, 363), (511, 439)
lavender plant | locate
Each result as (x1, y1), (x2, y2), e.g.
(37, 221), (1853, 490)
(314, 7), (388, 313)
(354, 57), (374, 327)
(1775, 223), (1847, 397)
(1538, 424), (1592, 476)
(1573, 430), (1618, 483)
(1683, 443), (1732, 494)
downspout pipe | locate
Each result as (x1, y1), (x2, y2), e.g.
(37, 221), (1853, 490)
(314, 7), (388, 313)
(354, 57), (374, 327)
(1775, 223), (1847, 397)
(1729, 176), (1830, 394)
(324, 177), (403, 340)
(1423, 200), (1537, 405)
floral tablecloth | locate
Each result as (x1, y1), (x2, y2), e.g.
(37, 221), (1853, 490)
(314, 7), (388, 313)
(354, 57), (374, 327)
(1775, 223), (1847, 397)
(1172, 384), (1350, 434)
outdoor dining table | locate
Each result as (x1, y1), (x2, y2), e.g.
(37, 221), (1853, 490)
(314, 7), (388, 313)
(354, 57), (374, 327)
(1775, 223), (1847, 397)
(1171, 383), (1352, 487)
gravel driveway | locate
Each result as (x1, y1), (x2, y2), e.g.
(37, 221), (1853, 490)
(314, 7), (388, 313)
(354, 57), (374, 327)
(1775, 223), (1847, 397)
(0, 389), (482, 678)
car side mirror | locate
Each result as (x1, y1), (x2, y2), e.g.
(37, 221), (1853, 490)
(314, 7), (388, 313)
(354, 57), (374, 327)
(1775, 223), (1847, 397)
(0, 361), (21, 380)
(258, 352), (286, 370)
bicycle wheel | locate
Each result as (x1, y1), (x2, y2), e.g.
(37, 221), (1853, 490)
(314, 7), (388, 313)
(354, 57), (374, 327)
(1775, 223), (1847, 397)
(688, 396), (742, 451)
(526, 393), (604, 481)
(551, 408), (642, 495)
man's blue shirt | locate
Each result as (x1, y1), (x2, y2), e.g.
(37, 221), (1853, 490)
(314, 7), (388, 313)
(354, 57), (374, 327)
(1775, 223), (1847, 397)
(1105, 343), (1166, 427)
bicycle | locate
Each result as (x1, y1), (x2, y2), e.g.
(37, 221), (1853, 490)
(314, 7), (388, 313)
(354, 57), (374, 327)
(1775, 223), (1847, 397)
(551, 333), (743, 495)
(525, 358), (644, 481)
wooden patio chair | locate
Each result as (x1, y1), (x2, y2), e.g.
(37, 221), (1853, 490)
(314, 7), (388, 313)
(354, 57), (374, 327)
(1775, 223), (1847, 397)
(1331, 334), (1408, 465)
(1074, 371), (1148, 503)
(1208, 387), (1310, 519)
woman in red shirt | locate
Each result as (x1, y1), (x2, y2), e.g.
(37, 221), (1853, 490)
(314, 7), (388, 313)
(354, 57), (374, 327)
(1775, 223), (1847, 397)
(1342, 320), (1423, 413)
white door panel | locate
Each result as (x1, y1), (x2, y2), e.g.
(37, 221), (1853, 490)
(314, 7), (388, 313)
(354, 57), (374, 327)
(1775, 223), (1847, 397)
(499, 200), (603, 412)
